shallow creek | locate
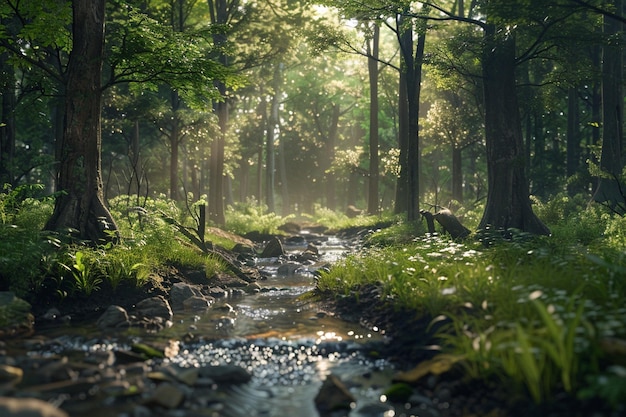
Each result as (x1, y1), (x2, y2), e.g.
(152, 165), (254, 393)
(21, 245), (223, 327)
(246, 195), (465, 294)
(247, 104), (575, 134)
(9, 236), (405, 417)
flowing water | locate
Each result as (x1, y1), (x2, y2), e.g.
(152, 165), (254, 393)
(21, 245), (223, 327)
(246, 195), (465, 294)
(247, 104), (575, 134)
(18, 235), (401, 417)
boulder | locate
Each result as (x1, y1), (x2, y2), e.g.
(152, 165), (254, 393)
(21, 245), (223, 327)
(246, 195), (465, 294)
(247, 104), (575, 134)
(135, 296), (173, 321)
(260, 236), (284, 258)
(0, 397), (69, 417)
(0, 292), (33, 338)
(96, 305), (130, 329)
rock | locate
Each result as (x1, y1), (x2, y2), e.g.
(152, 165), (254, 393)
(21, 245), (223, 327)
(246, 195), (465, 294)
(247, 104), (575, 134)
(231, 243), (256, 256)
(260, 237), (284, 258)
(0, 364), (23, 388)
(314, 374), (356, 412)
(114, 350), (149, 364)
(135, 296), (173, 321)
(170, 282), (203, 310)
(357, 402), (394, 416)
(208, 272), (250, 288)
(0, 292), (33, 337)
(346, 205), (362, 218)
(147, 382), (185, 409)
(42, 308), (61, 321)
(277, 263), (302, 275)
(278, 222), (301, 234)
(0, 397), (69, 417)
(182, 296), (213, 310)
(197, 364), (252, 384)
(244, 282), (262, 293)
(383, 382), (414, 402)
(96, 305), (129, 329)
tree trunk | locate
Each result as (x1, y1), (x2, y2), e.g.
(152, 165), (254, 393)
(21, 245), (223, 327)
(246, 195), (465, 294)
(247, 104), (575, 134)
(395, 68), (408, 214)
(0, 51), (15, 186)
(325, 104), (340, 211)
(451, 145), (463, 203)
(208, 0), (228, 225)
(396, 12), (425, 221)
(367, 23), (380, 215)
(593, 0), (624, 208)
(478, 25), (549, 235)
(45, 0), (118, 243)
(566, 86), (583, 195)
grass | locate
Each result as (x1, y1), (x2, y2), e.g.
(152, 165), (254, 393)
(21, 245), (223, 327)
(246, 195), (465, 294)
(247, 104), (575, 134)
(316, 196), (626, 410)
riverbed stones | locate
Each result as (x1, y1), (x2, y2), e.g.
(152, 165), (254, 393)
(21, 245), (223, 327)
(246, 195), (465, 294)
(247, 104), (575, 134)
(170, 282), (205, 309)
(134, 296), (173, 321)
(147, 381), (186, 409)
(314, 373), (356, 412)
(197, 364), (252, 384)
(0, 364), (23, 388)
(208, 272), (250, 288)
(260, 236), (285, 258)
(0, 396), (69, 417)
(96, 305), (130, 329)
(0, 292), (33, 337)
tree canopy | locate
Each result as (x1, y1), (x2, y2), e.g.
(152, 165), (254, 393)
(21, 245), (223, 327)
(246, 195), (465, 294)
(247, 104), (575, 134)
(0, 0), (623, 239)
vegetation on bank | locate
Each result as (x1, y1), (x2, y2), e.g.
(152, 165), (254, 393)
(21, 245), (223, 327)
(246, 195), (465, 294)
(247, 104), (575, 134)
(0, 184), (384, 306)
(2, 184), (625, 411)
(317, 194), (626, 411)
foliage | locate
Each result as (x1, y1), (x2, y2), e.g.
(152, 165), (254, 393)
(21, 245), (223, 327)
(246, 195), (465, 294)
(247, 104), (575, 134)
(1, 190), (227, 301)
(300, 205), (395, 233)
(317, 209), (626, 407)
(225, 198), (294, 235)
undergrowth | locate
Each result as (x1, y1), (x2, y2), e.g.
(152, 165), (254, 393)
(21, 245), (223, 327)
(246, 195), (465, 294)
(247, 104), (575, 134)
(317, 194), (626, 411)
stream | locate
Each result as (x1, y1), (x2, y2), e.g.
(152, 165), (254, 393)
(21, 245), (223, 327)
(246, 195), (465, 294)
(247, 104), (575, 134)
(3, 235), (410, 417)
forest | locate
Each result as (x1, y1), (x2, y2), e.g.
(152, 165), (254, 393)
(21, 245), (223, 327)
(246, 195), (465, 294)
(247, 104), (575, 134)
(1, 0), (626, 416)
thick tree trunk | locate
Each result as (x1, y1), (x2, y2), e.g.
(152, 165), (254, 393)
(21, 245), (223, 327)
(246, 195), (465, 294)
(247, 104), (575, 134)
(208, 0), (228, 225)
(396, 13), (425, 221)
(593, 0), (624, 208)
(45, 0), (118, 243)
(478, 26), (549, 235)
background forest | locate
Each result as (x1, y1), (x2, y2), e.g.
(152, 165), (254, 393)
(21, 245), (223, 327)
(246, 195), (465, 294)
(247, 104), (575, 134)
(2, 0), (622, 229)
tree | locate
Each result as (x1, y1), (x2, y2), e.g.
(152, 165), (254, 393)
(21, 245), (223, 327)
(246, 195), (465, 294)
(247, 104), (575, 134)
(592, 0), (624, 209)
(478, 24), (549, 234)
(44, 0), (118, 242)
(367, 22), (380, 214)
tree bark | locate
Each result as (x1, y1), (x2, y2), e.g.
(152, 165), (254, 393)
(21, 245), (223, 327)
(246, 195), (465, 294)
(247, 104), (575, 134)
(45, 0), (118, 243)
(593, 0), (624, 208)
(478, 25), (549, 235)
(367, 23), (380, 215)
(0, 51), (15, 186)
(396, 12), (425, 221)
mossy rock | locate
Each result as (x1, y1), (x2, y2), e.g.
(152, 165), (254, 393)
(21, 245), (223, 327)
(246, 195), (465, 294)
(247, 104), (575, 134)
(383, 382), (414, 403)
(0, 292), (34, 338)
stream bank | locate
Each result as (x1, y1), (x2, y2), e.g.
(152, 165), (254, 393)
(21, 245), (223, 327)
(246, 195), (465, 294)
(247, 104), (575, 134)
(0, 226), (612, 417)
